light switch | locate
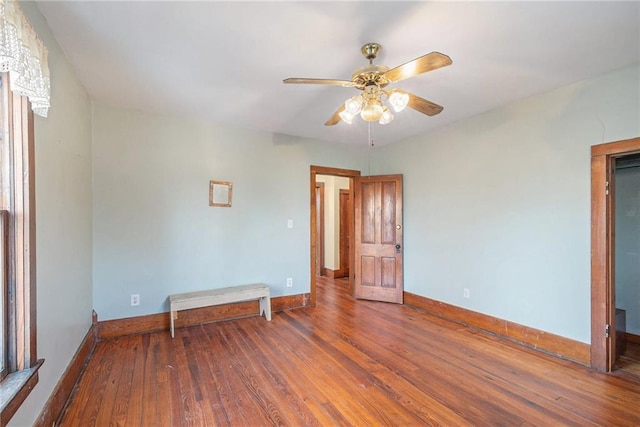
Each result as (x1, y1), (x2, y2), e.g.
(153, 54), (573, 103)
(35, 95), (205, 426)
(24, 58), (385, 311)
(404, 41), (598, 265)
(287, 219), (293, 229)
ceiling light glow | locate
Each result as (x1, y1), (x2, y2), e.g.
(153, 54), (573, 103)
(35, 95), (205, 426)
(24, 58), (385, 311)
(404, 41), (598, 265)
(389, 91), (410, 112)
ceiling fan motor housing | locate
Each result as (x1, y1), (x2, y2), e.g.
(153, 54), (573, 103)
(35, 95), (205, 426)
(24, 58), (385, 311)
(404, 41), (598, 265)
(352, 65), (390, 88)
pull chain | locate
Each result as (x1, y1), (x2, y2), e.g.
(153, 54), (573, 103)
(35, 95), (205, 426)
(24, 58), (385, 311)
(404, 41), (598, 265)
(367, 121), (374, 176)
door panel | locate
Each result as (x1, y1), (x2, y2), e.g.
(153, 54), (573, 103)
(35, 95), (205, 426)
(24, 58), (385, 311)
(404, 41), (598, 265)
(354, 174), (403, 303)
(382, 182), (396, 244)
(381, 257), (396, 288)
(361, 256), (376, 286)
(361, 182), (376, 243)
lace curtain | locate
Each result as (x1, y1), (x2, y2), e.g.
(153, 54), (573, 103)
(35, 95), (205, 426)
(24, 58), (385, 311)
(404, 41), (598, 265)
(0, 0), (50, 117)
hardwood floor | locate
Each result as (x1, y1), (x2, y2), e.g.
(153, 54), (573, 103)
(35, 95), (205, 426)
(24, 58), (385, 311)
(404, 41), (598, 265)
(60, 277), (640, 426)
(617, 342), (640, 377)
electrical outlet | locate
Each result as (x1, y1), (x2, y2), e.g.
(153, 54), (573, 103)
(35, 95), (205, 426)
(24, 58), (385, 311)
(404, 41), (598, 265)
(286, 277), (293, 287)
(463, 288), (470, 299)
(131, 294), (140, 306)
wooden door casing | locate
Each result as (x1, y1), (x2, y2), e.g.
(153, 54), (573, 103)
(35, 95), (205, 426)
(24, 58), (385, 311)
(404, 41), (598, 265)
(591, 137), (640, 371)
(354, 174), (403, 303)
(315, 183), (325, 277)
(607, 159), (616, 371)
(339, 189), (351, 278)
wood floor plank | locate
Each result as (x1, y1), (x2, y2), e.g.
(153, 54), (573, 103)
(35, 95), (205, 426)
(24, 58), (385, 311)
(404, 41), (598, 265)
(197, 325), (245, 425)
(265, 312), (391, 426)
(60, 277), (640, 426)
(241, 317), (353, 426)
(74, 339), (120, 424)
(154, 332), (176, 427)
(174, 332), (205, 425)
(100, 337), (136, 426)
(59, 338), (113, 423)
(123, 335), (146, 426)
(230, 320), (324, 426)
(217, 321), (293, 426)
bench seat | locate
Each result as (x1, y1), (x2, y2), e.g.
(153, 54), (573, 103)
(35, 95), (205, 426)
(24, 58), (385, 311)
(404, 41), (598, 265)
(169, 283), (271, 338)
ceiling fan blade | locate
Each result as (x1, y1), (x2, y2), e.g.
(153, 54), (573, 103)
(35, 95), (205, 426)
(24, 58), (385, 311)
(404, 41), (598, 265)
(325, 105), (345, 126)
(283, 78), (356, 87)
(407, 92), (444, 116)
(383, 52), (452, 83)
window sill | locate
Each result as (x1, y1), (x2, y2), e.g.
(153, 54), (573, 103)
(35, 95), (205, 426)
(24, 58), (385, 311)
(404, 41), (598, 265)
(0, 359), (44, 425)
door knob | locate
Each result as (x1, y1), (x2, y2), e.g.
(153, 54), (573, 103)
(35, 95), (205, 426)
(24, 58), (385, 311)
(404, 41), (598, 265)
(395, 244), (401, 253)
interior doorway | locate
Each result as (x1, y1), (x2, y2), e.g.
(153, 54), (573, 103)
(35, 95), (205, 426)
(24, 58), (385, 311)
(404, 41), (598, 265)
(310, 166), (360, 306)
(315, 182), (325, 277)
(591, 137), (640, 372)
(613, 153), (640, 375)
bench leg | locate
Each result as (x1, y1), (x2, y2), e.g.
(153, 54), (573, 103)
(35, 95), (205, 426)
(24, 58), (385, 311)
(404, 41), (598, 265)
(260, 296), (271, 321)
(170, 310), (175, 338)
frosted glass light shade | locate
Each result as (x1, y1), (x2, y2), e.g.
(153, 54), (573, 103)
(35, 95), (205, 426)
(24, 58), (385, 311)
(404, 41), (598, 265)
(379, 107), (394, 125)
(339, 109), (355, 124)
(344, 95), (364, 115)
(389, 91), (410, 112)
(360, 99), (383, 122)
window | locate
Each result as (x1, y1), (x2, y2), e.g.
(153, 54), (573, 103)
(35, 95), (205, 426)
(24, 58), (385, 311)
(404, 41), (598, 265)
(0, 72), (41, 422)
(1, 74), (7, 381)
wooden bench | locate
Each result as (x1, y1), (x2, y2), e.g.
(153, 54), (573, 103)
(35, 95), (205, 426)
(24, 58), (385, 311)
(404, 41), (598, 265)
(169, 283), (271, 338)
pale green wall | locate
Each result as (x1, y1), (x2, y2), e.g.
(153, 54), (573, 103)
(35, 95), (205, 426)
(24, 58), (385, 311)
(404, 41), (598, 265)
(373, 64), (640, 344)
(615, 166), (640, 335)
(91, 105), (368, 320)
(10, 2), (94, 426)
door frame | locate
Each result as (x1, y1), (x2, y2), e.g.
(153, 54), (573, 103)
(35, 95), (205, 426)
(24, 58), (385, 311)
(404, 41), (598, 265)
(310, 166), (361, 306)
(338, 189), (351, 278)
(591, 136), (640, 371)
(315, 182), (325, 277)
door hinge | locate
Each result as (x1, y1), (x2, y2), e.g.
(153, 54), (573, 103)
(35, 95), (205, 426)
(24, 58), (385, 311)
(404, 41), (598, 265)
(605, 324), (610, 338)
(605, 181), (609, 196)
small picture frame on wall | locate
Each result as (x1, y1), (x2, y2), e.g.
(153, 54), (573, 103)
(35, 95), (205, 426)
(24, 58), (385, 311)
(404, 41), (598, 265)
(209, 180), (233, 207)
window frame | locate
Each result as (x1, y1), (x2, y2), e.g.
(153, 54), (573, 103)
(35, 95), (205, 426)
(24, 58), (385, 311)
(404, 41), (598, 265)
(1, 209), (9, 381)
(0, 71), (41, 423)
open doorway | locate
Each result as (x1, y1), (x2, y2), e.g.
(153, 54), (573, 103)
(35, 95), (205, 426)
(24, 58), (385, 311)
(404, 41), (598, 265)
(315, 175), (351, 278)
(591, 137), (640, 372)
(613, 153), (640, 374)
(309, 166), (360, 306)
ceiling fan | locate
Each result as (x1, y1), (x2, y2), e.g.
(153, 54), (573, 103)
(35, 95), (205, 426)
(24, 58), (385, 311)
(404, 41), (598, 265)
(283, 43), (452, 126)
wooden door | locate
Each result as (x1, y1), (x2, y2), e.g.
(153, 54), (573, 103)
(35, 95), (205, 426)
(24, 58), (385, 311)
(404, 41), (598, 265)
(354, 174), (403, 303)
(339, 189), (351, 278)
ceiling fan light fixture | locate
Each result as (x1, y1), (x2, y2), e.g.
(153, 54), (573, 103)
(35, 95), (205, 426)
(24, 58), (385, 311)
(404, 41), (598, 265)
(360, 99), (383, 122)
(389, 91), (410, 112)
(344, 95), (364, 115)
(338, 109), (355, 124)
(379, 107), (394, 125)
(284, 43), (451, 127)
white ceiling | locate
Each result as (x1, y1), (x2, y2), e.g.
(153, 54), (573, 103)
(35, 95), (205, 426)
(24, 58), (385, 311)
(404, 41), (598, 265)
(35, 1), (640, 146)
